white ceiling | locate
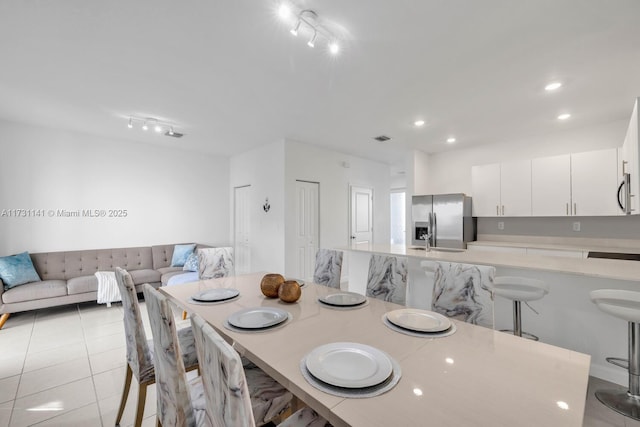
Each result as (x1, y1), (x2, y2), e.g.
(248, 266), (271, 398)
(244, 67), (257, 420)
(1, 0), (639, 166)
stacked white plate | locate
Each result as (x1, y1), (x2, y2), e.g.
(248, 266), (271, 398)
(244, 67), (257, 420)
(191, 288), (239, 303)
(305, 342), (393, 389)
(318, 292), (367, 308)
(227, 307), (289, 330)
(384, 308), (452, 333)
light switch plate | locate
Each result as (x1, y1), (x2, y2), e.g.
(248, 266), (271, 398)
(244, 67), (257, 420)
(498, 221), (504, 230)
(572, 221), (581, 232)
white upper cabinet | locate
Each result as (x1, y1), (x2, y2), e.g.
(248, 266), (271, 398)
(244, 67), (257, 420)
(500, 159), (532, 216)
(621, 98), (639, 215)
(571, 149), (619, 216)
(471, 163), (500, 216)
(471, 160), (531, 217)
(532, 154), (571, 216)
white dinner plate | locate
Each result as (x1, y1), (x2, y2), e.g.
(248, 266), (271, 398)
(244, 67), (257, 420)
(191, 288), (240, 303)
(305, 342), (393, 388)
(386, 308), (451, 333)
(227, 307), (289, 329)
(318, 292), (367, 307)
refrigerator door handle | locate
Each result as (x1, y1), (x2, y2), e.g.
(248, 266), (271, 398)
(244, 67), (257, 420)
(433, 212), (437, 247)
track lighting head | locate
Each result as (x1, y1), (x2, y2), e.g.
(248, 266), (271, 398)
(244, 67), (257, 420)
(307, 31), (317, 48)
(290, 20), (301, 36)
(329, 41), (340, 55)
(128, 118), (133, 129)
(126, 116), (182, 138)
(142, 121), (148, 131)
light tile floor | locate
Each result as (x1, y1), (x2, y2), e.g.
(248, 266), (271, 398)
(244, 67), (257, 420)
(0, 302), (639, 426)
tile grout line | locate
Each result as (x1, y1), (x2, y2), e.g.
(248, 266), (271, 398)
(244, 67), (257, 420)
(7, 311), (37, 427)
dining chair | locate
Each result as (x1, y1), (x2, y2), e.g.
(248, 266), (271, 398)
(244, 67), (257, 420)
(366, 255), (408, 305)
(312, 249), (343, 288)
(421, 261), (496, 328)
(190, 313), (331, 427)
(197, 247), (234, 280)
(114, 267), (199, 427)
(142, 284), (209, 427)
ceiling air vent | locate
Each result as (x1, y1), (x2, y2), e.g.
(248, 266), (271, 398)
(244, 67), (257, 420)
(164, 131), (184, 138)
(373, 135), (391, 142)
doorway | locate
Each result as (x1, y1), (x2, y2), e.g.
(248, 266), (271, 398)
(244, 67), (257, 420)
(294, 180), (319, 281)
(349, 185), (373, 246)
(234, 185), (251, 274)
(390, 190), (406, 245)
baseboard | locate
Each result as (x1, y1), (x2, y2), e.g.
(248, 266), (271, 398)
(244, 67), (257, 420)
(590, 362), (628, 386)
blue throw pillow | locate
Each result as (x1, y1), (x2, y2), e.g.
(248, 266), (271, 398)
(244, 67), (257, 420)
(183, 252), (198, 272)
(171, 244), (196, 267)
(0, 251), (42, 289)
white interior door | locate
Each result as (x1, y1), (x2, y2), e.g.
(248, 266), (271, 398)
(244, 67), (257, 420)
(350, 185), (373, 246)
(295, 181), (319, 281)
(234, 185), (251, 274)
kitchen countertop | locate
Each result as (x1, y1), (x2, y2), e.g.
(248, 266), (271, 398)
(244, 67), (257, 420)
(468, 234), (640, 254)
(339, 243), (640, 282)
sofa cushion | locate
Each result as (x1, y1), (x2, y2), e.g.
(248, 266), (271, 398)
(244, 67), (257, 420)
(161, 270), (190, 285)
(2, 280), (67, 304)
(129, 269), (161, 285)
(0, 252), (42, 289)
(157, 266), (183, 275)
(67, 275), (97, 295)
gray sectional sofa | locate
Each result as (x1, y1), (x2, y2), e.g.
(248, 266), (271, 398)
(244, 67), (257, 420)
(0, 243), (207, 329)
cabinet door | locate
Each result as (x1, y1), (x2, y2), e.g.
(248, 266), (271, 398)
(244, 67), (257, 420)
(500, 160), (531, 216)
(621, 98), (640, 214)
(471, 163), (501, 216)
(532, 154), (571, 216)
(571, 149), (618, 216)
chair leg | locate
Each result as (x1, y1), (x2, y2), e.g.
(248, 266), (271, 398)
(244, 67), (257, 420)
(0, 313), (10, 329)
(115, 364), (133, 425)
(134, 382), (148, 427)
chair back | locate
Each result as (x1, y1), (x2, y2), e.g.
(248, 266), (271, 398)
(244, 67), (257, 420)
(143, 284), (196, 427)
(198, 247), (234, 280)
(191, 313), (256, 427)
(114, 267), (154, 383)
(366, 255), (408, 305)
(422, 261), (495, 328)
(313, 249), (343, 288)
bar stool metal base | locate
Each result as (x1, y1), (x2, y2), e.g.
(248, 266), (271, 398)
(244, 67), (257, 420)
(499, 329), (539, 341)
(596, 389), (640, 421)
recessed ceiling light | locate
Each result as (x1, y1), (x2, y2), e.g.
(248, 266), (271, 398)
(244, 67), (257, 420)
(446, 137), (456, 143)
(557, 113), (571, 120)
(545, 82), (562, 91)
(414, 120), (425, 127)
(278, 4), (291, 19)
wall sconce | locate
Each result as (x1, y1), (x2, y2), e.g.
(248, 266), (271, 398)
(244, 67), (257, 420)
(126, 116), (183, 138)
(263, 198), (271, 213)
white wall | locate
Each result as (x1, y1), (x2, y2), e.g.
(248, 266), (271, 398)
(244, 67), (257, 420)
(284, 140), (391, 279)
(426, 119), (626, 195)
(0, 120), (230, 254)
(230, 141), (286, 273)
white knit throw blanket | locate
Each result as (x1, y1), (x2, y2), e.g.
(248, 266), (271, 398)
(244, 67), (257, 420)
(95, 271), (122, 307)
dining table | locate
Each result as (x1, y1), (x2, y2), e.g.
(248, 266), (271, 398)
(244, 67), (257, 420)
(160, 272), (590, 427)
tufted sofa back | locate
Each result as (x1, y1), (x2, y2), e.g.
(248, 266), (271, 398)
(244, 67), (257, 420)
(30, 247), (154, 281)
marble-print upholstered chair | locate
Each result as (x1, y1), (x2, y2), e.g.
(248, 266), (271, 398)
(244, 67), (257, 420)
(114, 267), (199, 427)
(366, 255), (408, 305)
(142, 284), (209, 426)
(190, 313), (331, 427)
(197, 247), (234, 280)
(312, 249), (343, 288)
(421, 261), (496, 328)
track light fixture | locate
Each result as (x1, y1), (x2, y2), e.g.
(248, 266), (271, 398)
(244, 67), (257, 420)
(126, 116), (183, 138)
(280, 5), (341, 55)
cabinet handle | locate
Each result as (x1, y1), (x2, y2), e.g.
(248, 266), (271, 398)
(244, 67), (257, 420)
(566, 203), (569, 215)
(623, 160), (628, 175)
(496, 205), (499, 216)
(573, 203), (577, 215)
(501, 205), (504, 215)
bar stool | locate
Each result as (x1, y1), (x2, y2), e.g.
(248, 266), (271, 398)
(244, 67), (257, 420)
(590, 289), (640, 420)
(492, 276), (549, 340)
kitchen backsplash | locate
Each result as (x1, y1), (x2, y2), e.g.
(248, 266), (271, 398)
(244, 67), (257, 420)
(477, 215), (640, 240)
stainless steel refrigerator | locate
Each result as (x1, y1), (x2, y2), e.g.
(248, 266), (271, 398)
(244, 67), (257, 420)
(411, 194), (476, 249)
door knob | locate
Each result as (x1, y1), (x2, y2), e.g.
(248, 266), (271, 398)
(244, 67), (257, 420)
(350, 235), (356, 239)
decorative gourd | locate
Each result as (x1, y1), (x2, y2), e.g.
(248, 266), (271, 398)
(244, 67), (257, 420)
(278, 280), (301, 303)
(260, 274), (285, 298)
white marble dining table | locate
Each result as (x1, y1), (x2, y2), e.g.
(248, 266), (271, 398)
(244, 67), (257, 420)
(160, 272), (590, 427)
